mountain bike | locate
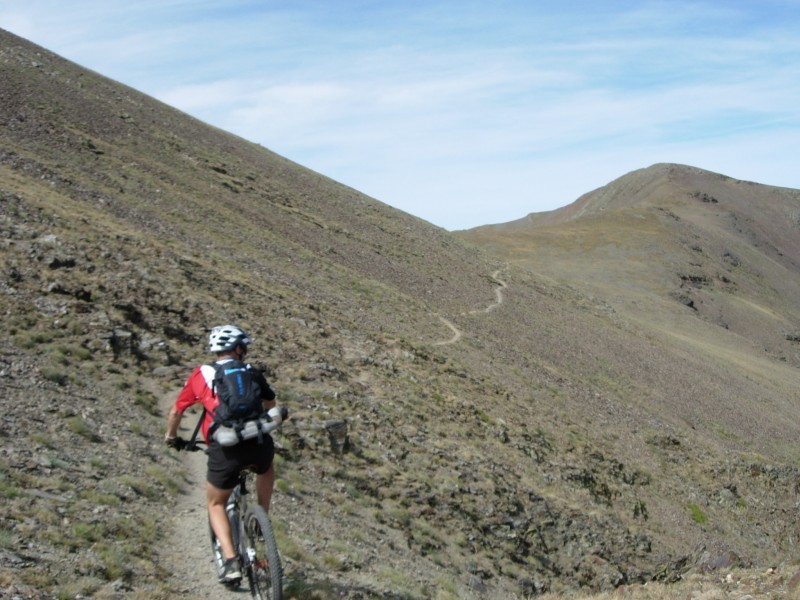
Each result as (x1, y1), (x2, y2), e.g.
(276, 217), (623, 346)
(185, 416), (285, 599)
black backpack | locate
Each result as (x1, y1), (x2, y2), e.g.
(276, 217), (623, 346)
(210, 360), (264, 427)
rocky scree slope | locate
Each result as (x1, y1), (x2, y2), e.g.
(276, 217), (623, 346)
(3, 29), (800, 599)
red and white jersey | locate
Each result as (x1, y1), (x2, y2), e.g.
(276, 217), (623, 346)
(173, 363), (225, 444)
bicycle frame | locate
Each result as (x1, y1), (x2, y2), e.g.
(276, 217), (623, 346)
(216, 471), (250, 586)
(188, 441), (283, 599)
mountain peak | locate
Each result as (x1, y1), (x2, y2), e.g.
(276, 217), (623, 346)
(468, 162), (788, 233)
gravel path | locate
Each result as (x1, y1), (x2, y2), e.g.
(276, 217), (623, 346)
(432, 316), (462, 346)
(158, 388), (246, 599)
(161, 439), (246, 599)
(434, 268), (508, 345)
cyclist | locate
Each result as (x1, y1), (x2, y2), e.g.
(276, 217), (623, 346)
(164, 325), (279, 584)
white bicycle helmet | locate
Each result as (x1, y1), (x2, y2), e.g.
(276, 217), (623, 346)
(208, 325), (251, 353)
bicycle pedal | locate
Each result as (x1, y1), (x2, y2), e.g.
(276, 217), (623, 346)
(223, 577), (241, 589)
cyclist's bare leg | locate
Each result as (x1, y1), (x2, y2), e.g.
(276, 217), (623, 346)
(207, 482), (237, 559)
(255, 463), (274, 513)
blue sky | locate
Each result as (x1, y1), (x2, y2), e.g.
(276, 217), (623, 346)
(3, 1), (799, 230)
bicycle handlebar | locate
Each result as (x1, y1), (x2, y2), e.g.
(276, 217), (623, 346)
(184, 439), (206, 452)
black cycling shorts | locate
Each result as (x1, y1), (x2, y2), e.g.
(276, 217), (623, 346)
(206, 435), (275, 490)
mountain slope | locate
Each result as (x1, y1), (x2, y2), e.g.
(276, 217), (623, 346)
(461, 163), (800, 457)
(3, 29), (800, 599)
(461, 163), (800, 374)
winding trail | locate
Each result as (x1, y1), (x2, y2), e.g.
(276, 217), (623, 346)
(433, 268), (508, 346)
(160, 267), (510, 595)
(160, 397), (245, 599)
(432, 317), (462, 346)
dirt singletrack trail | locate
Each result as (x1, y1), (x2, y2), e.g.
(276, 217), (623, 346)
(468, 269), (508, 315)
(432, 316), (462, 346)
(160, 267), (510, 595)
(159, 398), (244, 599)
(433, 268), (508, 346)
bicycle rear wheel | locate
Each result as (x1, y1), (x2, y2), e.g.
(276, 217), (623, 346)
(242, 505), (283, 600)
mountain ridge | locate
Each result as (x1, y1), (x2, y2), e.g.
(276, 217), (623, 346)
(467, 162), (800, 233)
(3, 28), (800, 599)
(460, 162), (800, 375)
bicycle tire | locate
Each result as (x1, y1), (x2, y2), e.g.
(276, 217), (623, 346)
(242, 505), (283, 600)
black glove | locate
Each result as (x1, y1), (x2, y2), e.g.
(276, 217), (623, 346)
(165, 436), (186, 451)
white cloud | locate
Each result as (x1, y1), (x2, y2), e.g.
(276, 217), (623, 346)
(3, 0), (800, 229)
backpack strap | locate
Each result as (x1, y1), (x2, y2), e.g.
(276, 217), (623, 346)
(207, 361), (222, 397)
(188, 363), (220, 446)
(188, 407), (206, 449)
(205, 362), (224, 437)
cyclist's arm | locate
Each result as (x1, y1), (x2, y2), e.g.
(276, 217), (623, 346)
(261, 388), (276, 412)
(256, 370), (277, 411)
(165, 404), (183, 440)
(165, 367), (204, 441)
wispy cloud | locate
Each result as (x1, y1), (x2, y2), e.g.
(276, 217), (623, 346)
(2, 0), (799, 229)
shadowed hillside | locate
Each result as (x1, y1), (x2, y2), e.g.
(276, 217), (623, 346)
(3, 29), (800, 599)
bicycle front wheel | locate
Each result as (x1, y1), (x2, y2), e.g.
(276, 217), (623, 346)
(243, 505), (283, 600)
(209, 511), (243, 588)
(208, 518), (225, 580)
